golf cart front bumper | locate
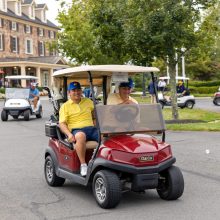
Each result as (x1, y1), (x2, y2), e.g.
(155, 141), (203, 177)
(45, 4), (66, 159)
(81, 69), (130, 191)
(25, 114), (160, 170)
(92, 157), (176, 190)
(3, 107), (30, 116)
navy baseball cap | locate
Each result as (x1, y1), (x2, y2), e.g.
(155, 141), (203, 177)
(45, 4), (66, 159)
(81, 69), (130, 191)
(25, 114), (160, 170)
(68, 81), (81, 90)
(119, 78), (134, 88)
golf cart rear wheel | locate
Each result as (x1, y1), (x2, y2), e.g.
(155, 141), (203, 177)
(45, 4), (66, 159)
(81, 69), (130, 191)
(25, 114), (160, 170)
(1, 110), (8, 121)
(93, 170), (121, 209)
(44, 156), (65, 186)
(36, 106), (43, 118)
(185, 101), (194, 109)
(24, 110), (30, 121)
(157, 166), (184, 200)
(214, 97), (220, 106)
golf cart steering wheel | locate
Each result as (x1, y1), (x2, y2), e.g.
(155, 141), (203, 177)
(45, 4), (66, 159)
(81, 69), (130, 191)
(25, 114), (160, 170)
(115, 105), (139, 122)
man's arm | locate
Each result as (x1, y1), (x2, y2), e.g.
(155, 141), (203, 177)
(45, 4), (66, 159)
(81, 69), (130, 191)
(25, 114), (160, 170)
(59, 122), (75, 143)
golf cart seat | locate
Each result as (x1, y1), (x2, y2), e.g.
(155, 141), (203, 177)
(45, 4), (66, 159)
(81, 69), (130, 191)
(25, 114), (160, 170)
(45, 122), (98, 150)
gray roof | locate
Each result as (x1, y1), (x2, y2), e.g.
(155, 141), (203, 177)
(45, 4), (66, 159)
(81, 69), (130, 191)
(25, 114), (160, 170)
(22, 0), (34, 5)
(35, 4), (47, 9)
(0, 56), (67, 65)
(0, 8), (59, 29)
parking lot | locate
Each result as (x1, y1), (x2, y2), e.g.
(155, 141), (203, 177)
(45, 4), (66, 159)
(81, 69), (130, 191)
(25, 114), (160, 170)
(0, 99), (220, 220)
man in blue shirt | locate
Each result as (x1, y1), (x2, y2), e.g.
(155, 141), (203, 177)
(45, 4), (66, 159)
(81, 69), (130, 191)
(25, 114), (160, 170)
(29, 82), (39, 110)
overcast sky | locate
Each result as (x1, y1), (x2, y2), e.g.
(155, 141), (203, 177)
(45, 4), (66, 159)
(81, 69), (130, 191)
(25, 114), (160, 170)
(36, 0), (72, 25)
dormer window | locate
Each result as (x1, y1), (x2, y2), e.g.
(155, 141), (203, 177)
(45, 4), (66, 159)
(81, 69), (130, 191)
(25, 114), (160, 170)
(42, 10), (46, 23)
(30, 5), (35, 19)
(0, 0), (7, 12)
(0, 18), (3, 28)
(16, 1), (22, 16)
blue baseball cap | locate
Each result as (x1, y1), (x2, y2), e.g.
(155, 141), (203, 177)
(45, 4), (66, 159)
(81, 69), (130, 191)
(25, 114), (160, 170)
(119, 78), (134, 88)
(68, 81), (81, 90)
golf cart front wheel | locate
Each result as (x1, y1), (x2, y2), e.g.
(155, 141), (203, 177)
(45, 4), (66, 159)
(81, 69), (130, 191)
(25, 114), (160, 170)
(44, 156), (65, 186)
(93, 170), (121, 209)
(1, 110), (8, 121)
(185, 101), (194, 109)
(24, 110), (30, 121)
(157, 166), (184, 200)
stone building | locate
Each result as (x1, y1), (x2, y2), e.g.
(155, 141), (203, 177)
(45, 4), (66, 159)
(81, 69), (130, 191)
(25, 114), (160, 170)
(0, 0), (68, 87)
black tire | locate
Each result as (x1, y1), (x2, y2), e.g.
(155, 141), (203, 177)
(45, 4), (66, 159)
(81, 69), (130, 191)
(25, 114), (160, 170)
(92, 170), (121, 209)
(36, 106), (43, 118)
(157, 166), (184, 200)
(44, 156), (65, 186)
(185, 101), (194, 109)
(24, 110), (30, 121)
(214, 97), (220, 106)
(159, 101), (165, 109)
(1, 110), (8, 121)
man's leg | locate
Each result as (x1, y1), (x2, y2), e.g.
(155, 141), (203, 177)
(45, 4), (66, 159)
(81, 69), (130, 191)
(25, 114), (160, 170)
(33, 97), (38, 109)
(74, 131), (87, 164)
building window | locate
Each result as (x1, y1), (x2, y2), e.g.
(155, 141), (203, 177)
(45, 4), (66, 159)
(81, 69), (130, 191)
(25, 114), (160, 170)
(42, 10), (46, 22)
(50, 31), (54, 39)
(0, 0), (7, 12)
(0, 18), (3, 27)
(0, 33), (4, 51)
(16, 1), (21, 16)
(11, 36), (18, 52)
(25, 25), (31, 34)
(39, 28), (44, 37)
(25, 38), (33, 54)
(30, 5), (35, 19)
(39, 41), (44, 56)
(42, 72), (49, 86)
(12, 21), (17, 31)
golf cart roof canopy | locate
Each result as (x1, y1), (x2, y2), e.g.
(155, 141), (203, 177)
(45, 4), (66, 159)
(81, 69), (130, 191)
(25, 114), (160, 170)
(53, 65), (160, 78)
(5, 75), (38, 80)
(159, 76), (190, 80)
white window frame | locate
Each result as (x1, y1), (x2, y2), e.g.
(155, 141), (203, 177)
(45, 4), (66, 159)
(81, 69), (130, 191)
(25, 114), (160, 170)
(0, 0), (7, 12)
(0, 33), (3, 51)
(50, 31), (54, 39)
(25, 25), (31, 34)
(30, 5), (35, 19)
(42, 72), (49, 87)
(0, 18), (2, 27)
(12, 21), (17, 31)
(39, 28), (44, 37)
(25, 38), (33, 54)
(41, 10), (47, 23)
(16, 1), (22, 16)
(39, 41), (44, 56)
(12, 36), (18, 53)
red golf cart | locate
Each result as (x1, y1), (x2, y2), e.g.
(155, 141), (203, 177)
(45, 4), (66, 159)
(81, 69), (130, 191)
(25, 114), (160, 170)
(44, 65), (184, 209)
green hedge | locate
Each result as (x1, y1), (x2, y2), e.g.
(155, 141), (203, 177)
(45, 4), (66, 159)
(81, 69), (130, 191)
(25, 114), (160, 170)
(190, 80), (220, 87)
(189, 86), (218, 94)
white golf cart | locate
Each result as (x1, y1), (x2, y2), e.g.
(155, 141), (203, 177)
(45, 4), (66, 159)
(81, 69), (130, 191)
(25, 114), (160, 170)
(158, 76), (195, 109)
(1, 75), (43, 121)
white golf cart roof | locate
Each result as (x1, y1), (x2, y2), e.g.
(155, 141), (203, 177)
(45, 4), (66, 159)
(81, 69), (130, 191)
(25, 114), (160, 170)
(53, 65), (159, 78)
(159, 76), (190, 80)
(5, 75), (38, 80)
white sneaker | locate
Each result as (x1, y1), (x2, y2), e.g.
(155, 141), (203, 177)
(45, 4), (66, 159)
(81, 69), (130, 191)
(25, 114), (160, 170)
(80, 164), (88, 177)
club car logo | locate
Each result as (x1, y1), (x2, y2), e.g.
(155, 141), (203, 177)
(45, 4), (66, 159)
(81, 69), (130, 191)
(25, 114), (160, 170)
(139, 155), (154, 162)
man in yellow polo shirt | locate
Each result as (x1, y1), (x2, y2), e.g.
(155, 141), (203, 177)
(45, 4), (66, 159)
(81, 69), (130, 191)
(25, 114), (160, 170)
(59, 81), (98, 177)
(107, 78), (138, 105)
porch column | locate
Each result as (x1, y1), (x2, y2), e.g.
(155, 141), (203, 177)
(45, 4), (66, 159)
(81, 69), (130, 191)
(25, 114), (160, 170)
(20, 65), (26, 87)
(36, 67), (41, 86)
(50, 68), (54, 88)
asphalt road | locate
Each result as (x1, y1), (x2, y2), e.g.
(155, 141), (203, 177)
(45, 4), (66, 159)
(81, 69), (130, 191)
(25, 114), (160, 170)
(0, 99), (220, 220)
(194, 97), (220, 113)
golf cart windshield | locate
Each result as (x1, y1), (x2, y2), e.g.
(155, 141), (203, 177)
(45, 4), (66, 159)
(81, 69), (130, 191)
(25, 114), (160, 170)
(5, 88), (30, 99)
(96, 104), (165, 134)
